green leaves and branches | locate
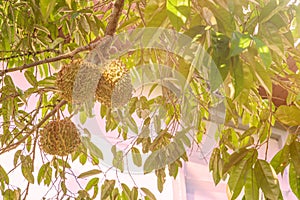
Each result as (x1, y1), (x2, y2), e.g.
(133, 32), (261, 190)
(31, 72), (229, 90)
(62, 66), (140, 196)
(0, 0), (300, 199)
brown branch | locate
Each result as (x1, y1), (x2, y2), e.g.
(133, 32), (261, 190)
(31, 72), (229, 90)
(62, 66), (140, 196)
(0, 43), (98, 76)
(0, 49), (60, 61)
(105, 0), (125, 36)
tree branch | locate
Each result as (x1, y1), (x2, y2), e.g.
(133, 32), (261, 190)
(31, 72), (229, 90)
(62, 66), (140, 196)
(0, 49), (60, 61)
(0, 42), (99, 76)
(105, 0), (125, 36)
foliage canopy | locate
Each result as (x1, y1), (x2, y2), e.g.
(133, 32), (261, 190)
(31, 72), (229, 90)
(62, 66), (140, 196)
(0, 0), (300, 199)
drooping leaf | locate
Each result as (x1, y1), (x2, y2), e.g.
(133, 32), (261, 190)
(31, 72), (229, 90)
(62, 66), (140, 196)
(21, 156), (34, 184)
(254, 63), (272, 95)
(232, 58), (244, 98)
(270, 145), (290, 175)
(85, 177), (99, 191)
(290, 141), (300, 176)
(166, 0), (190, 31)
(289, 162), (300, 199)
(101, 180), (116, 200)
(209, 148), (221, 185)
(254, 159), (280, 200)
(245, 168), (259, 200)
(3, 189), (19, 200)
(275, 105), (300, 126)
(222, 148), (250, 175)
(253, 38), (272, 69)
(112, 151), (124, 172)
(37, 162), (50, 185)
(131, 147), (142, 167)
(141, 187), (157, 200)
(77, 169), (102, 179)
(121, 183), (131, 199)
(230, 32), (251, 56)
(259, 0), (290, 24)
(228, 158), (250, 199)
(0, 165), (9, 184)
(40, 0), (56, 21)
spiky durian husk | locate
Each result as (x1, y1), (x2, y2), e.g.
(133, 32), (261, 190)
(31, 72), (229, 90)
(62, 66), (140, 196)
(39, 119), (81, 156)
(95, 59), (133, 107)
(56, 60), (101, 104)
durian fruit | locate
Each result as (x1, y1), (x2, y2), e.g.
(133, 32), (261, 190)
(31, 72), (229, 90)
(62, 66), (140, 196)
(56, 60), (101, 104)
(39, 119), (81, 156)
(95, 59), (133, 107)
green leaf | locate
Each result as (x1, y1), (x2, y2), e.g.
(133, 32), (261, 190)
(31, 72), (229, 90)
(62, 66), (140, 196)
(61, 181), (67, 195)
(259, 0), (290, 24)
(4, 75), (15, 87)
(230, 32), (251, 56)
(198, 1), (235, 35)
(79, 110), (87, 124)
(275, 105), (300, 126)
(270, 145), (290, 174)
(81, 137), (104, 159)
(3, 189), (19, 200)
(0, 165), (9, 184)
(254, 159), (280, 200)
(113, 151), (124, 172)
(209, 148), (221, 185)
(144, 0), (168, 27)
(253, 38), (272, 69)
(37, 163), (50, 184)
(141, 187), (157, 200)
(79, 153), (88, 165)
(121, 183), (131, 199)
(40, 0), (56, 21)
(125, 116), (138, 134)
(13, 150), (22, 167)
(44, 166), (52, 186)
(290, 141), (300, 176)
(131, 187), (138, 200)
(131, 147), (142, 167)
(232, 58), (244, 98)
(34, 24), (50, 35)
(65, 0), (72, 9)
(289, 162), (300, 199)
(144, 151), (158, 173)
(85, 177), (99, 191)
(101, 180), (115, 200)
(245, 168), (259, 200)
(228, 158), (250, 199)
(254, 63), (272, 95)
(156, 169), (166, 193)
(223, 148), (250, 175)
(91, 185), (99, 199)
(21, 156), (34, 184)
(166, 0), (190, 31)
(78, 169), (102, 179)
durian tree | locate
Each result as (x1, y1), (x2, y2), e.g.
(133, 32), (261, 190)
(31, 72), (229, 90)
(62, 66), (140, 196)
(0, 0), (300, 199)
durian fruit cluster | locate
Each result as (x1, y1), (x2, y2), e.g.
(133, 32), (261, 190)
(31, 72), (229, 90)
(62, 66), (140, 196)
(39, 119), (81, 156)
(56, 60), (100, 104)
(56, 59), (133, 107)
(95, 59), (133, 107)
